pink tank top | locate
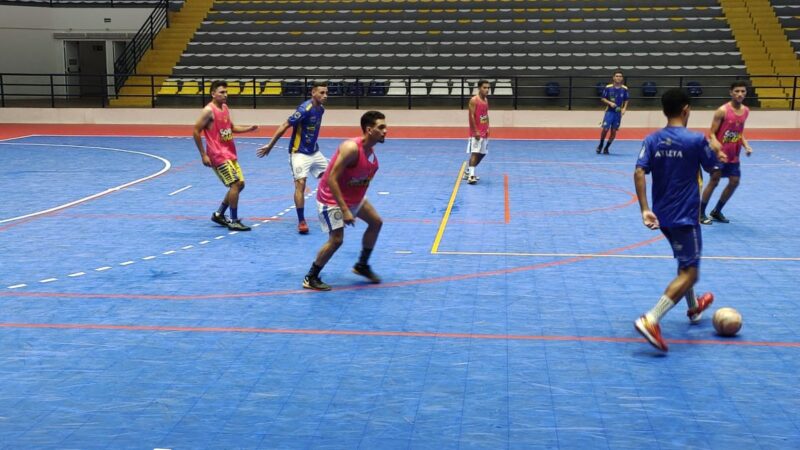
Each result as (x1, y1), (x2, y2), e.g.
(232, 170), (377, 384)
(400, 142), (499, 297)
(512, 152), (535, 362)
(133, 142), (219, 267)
(317, 137), (379, 207)
(716, 103), (749, 164)
(203, 102), (237, 166)
(470, 96), (490, 138)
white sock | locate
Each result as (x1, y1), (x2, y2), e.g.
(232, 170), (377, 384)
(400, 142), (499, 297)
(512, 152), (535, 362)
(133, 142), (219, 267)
(646, 295), (676, 323)
(684, 288), (697, 310)
(468, 166), (476, 176)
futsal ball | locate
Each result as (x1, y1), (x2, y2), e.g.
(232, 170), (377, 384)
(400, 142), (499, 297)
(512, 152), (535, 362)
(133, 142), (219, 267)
(712, 307), (742, 337)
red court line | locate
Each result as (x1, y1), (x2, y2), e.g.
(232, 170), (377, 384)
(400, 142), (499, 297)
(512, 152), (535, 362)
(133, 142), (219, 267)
(504, 173), (511, 224)
(3, 124), (800, 140)
(1, 322), (797, 348)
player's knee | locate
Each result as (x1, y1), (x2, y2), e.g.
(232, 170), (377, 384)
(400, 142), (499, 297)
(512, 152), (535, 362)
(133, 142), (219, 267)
(369, 216), (383, 231)
(329, 233), (344, 248)
(709, 172), (721, 184)
(729, 177), (740, 188)
(236, 180), (245, 191)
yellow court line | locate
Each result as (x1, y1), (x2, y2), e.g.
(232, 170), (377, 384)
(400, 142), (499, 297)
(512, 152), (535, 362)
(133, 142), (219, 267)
(435, 251), (800, 262)
(431, 162), (466, 254)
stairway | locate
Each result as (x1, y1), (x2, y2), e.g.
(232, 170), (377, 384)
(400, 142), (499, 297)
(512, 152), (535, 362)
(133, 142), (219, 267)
(111, 0), (215, 107)
(720, 0), (800, 108)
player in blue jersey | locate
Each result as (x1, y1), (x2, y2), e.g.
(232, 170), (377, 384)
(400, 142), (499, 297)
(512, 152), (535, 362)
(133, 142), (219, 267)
(632, 88), (723, 352)
(596, 71), (629, 155)
(258, 81), (329, 234)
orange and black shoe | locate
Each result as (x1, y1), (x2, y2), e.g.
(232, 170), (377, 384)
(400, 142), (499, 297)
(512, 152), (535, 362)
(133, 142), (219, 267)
(298, 220), (310, 234)
(634, 315), (668, 352)
(687, 292), (714, 323)
(352, 263), (381, 284)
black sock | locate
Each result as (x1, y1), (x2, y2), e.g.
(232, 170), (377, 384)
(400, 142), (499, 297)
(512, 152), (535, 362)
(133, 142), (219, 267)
(605, 141), (612, 150)
(700, 201), (708, 215)
(713, 199), (727, 213)
(358, 248), (373, 266)
(598, 139), (605, 148)
(230, 207), (238, 221)
(296, 207), (305, 222)
(217, 202), (228, 215)
(307, 262), (322, 278)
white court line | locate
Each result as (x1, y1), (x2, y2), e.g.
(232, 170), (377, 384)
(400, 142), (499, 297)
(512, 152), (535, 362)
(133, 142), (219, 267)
(163, 250), (176, 255)
(95, 266), (112, 272)
(0, 143), (171, 224)
(168, 185), (192, 196)
(68, 272), (85, 277)
(7, 284), (27, 289)
(142, 256), (156, 260)
(199, 241), (210, 245)
(120, 261), (135, 266)
(181, 245), (193, 250)
(434, 250), (800, 261)
(39, 278), (58, 283)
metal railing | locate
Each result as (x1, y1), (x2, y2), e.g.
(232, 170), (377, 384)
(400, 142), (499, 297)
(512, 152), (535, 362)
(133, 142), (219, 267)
(0, 0), (164, 6)
(1, 73), (798, 110)
(112, 0), (169, 92)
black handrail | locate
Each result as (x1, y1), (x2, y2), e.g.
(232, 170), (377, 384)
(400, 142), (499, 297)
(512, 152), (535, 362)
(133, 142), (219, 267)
(112, 0), (169, 93)
(0, 0), (164, 7)
(1, 72), (799, 110)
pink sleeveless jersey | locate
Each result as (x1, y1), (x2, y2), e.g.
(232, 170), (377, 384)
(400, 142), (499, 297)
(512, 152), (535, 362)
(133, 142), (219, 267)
(317, 137), (379, 207)
(203, 102), (237, 166)
(716, 103), (749, 164)
(469, 96), (490, 138)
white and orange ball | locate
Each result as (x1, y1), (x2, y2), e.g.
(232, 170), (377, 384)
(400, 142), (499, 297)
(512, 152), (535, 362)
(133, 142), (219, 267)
(712, 307), (742, 337)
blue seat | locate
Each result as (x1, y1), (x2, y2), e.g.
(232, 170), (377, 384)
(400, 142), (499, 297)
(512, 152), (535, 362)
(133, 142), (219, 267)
(327, 81), (343, 96)
(283, 81), (304, 97)
(368, 80), (387, 96)
(545, 81), (561, 97)
(596, 82), (606, 97)
(346, 81), (365, 96)
(642, 81), (658, 97)
(687, 81), (703, 97)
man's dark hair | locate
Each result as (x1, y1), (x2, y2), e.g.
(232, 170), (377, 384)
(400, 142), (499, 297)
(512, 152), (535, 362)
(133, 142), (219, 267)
(360, 110), (386, 132)
(730, 80), (748, 90)
(477, 79), (491, 88)
(661, 88), (690, 118)
(612, 70), (624, 78)
(312, 80), (328, 90)
(210, 80), (227, 93)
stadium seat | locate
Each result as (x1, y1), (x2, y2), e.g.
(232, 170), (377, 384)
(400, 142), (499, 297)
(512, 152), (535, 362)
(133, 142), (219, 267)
(687, 81), (703, 97)
(283, 80), (304, 96)
(595, 82), (606, 97)
(545, 81), (561, 97)
(368, 80), (387, 96)
(642, 81), (658, 97)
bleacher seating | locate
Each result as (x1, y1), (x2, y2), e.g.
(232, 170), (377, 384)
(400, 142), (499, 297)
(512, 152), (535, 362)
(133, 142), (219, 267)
(774, 1), (800, 56)
(151, 0), (752, 106)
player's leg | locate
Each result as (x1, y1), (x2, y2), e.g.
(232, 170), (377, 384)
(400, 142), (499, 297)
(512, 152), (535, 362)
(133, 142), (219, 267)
(710, 171), (740, 223)
(597, 128), (609, 153)
(304, 202), (346, 290)
(215, 160), (249, 230)
(700, 169), (721, 224)
(226, 179), (250, 231)
(294, 177), (309, 233)
(467, 138), (487, 184)
(603, 127), (617, 154)
(352, 200), (383, 283)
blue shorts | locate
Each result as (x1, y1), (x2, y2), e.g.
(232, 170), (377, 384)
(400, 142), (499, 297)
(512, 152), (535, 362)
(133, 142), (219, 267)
(661, 225), (702, 269)
(601, 110), (622, 130)
(719, 162), (741, 178)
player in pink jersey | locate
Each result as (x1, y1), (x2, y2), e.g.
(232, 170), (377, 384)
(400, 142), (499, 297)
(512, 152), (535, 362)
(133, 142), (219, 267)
(700, 81), (752, 224)
(465, 79), (490, 185)
(303, 111), (386, 291)
(193, 80), (258, 231)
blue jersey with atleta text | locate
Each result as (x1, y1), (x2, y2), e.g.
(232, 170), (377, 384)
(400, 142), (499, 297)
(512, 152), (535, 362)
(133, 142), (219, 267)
(287, 100), (324, 155)
(602, 84), (629, 111)
(636, 126), (718, 227)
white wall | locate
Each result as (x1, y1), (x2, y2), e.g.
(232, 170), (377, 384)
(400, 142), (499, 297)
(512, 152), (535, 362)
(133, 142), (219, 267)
(0, 4), (151, 91)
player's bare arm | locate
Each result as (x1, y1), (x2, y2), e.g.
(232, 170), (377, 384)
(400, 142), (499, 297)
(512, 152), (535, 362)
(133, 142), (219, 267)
(742, 136), (753, 156)
(634, 167), (659, 230)
(326, 141), (360, 225)
(257, 120), (290, 157)
(232, 123), (257, 133)
(193, 107), (214, 167)
(468, 97), (480, 139)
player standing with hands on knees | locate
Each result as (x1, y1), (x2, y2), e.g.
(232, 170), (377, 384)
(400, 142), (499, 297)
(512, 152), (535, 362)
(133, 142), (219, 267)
(303, 111), (387, 291)
(633, 89), (721, 352)
(597, 71), (629, 155)
(193, 80), (258, 231)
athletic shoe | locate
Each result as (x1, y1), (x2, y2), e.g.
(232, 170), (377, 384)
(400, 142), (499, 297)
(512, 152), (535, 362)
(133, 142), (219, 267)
(687, 292), (714, 323)
(699, 214), (712, 225)
(462, 171), (469, 180)
(596, 146), (602, 154)
(602, 147), (610, 155)
(468, 175), (478, 184)
(298, 220), (309, 234)
(303, 275), (331, 291)
(634, 315), (668, 352)
(211, 212), (230, 227)
(710, 210), (729, 223)
(227, 219), (251, 231)
(352, 263), (381, 283)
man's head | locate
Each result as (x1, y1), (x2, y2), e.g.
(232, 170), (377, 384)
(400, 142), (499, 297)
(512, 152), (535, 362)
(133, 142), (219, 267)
(477, 79), (491, 97)
(729, 80), (748, 105)
(210, 80), (228, 103)
(361, 110), (387, 143)
(661, 88), (691, 125)
(311, 81), (329, 105)
(611, 71), (624, 85)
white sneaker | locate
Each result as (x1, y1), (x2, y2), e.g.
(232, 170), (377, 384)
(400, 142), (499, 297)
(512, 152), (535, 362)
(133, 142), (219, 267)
(468, 175), (478, 184)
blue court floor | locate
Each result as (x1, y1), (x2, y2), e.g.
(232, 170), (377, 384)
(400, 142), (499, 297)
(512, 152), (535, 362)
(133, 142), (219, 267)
(0, 134), (799, 449)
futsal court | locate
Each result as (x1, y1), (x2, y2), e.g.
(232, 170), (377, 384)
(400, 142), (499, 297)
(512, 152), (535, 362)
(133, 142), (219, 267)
(0, 126), (799, 449)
